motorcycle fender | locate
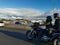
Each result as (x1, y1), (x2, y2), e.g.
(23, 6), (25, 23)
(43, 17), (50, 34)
(50, 33), (60, 41)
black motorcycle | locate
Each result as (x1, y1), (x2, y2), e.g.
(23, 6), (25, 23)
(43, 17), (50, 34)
(26, 28), (60, 45)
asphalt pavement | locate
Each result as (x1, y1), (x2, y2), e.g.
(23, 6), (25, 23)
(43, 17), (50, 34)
(0, 28), (49, 45)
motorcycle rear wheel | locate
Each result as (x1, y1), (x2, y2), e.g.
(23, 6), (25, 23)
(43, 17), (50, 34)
(53, 38), (60, 45)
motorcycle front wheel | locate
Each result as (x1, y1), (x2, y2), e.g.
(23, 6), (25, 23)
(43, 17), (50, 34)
(26, 30), (34, 40)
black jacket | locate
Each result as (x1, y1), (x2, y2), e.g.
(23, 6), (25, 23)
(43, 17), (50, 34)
(54, 19), (60, 30)
(46, 18), (52, 29)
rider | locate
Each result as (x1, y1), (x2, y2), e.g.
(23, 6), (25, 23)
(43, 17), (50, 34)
(46, 16), (53, 35)
(53, 13), (60, 32)
(46, 16), (53, 30)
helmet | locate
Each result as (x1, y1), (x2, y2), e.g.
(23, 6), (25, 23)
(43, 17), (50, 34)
(53, 13), (59, 18)
(46, 16), (51, 19)
(46, 16), (52, 21)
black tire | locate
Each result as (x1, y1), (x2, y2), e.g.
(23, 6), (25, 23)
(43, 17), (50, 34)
(53, 38), (60, 45)
(26, 30), (34, 40)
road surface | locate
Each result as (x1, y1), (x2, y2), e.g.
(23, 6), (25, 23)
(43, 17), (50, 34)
(0, 28), (49, 45)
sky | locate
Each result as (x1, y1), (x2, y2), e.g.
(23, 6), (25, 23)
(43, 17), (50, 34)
(0, 0), (60, 11)
(0, 0), (60, 19)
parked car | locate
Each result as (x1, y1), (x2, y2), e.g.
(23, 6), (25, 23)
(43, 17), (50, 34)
(15, 22), (21, 24)
(0, 22), (5, 27)
(15, 22), (26, 25)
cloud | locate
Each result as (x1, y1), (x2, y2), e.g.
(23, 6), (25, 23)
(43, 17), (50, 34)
(0, 8), (60, 20)
(43, 8), (60, 16)
(0, 8), (44, 17)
